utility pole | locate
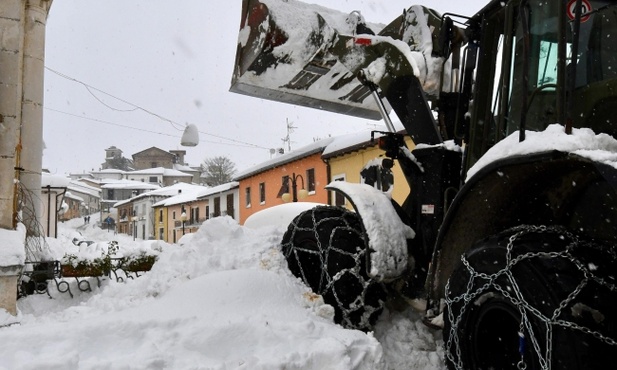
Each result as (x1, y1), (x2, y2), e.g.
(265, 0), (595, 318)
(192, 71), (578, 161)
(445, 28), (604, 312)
(0, 0), (53, 316)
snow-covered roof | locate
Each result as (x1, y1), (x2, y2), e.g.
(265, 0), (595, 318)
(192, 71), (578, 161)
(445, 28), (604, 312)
(144, 182), (206, 197)
(101, 179), (161, 190)
(146, 182), (240, 207)
(68, 172), (94, 178)
(77, 178), (103, 185)
(41, 173), (70, 188)
(197, 181), (239, 198)
(152, 186), (209, 207)
(173, 163), (198, 173)
(234, 138), (335, 180)
(92, 169), (124, 174)
(64, 191), (85, 203)
(322, 123), (406, 159)
(127, 167), (192, 177)
(114, 183), (208, 208)
(68, 181), (101, 197)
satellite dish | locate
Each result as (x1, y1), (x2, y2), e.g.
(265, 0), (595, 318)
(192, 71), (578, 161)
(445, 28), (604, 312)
(181, 124), (199, 147)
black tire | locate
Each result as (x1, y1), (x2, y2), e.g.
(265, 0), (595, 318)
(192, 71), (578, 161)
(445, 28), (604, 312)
(443, 225), (617, 370)
(281, 205), (387, 331)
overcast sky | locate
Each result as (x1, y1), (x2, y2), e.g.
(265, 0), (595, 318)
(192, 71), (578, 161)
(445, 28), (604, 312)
(42, 0), (485, 176)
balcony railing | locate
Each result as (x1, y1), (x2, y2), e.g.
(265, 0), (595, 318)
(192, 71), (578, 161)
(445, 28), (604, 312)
(173, 218), (207, 228)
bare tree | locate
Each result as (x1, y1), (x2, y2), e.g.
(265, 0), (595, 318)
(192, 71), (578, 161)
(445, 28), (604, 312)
(200, 156), (236, 186)
(106, 156), (133, 171)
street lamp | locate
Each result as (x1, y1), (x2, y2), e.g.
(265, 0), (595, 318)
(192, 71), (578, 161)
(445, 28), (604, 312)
(279, 172), (309, 203)
(180, 208), (188, 235)
(132, 212), (137, 241)
(181, 124), (199, 147)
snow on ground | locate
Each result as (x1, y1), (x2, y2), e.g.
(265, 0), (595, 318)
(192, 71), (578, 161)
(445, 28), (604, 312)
(0, 213), (445, 370)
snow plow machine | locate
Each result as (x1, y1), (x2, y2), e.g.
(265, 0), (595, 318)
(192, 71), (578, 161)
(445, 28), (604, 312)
(231, 0), (617, 368)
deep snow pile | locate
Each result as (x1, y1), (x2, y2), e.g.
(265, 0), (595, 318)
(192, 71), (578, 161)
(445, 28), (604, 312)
(0, 214), (445, 370)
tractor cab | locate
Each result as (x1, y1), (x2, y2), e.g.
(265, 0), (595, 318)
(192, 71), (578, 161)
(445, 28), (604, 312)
(464, 0), (617, 170)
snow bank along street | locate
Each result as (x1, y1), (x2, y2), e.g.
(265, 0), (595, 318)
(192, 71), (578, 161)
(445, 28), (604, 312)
(0, 215), (445, 370)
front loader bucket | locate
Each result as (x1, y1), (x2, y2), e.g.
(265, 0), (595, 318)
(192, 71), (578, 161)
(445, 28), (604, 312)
(230, 0), (383, 120)
(231, 0), (454, 144)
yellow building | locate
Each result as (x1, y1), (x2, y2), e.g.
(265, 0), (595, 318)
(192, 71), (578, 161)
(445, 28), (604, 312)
(152, 204), (169, 242)
(322, 130), (415, 208)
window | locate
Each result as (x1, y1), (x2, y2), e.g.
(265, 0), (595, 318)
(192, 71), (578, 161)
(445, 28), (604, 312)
(149, 176), (158, 183)
(259, 182), (266, 204)
(172, 211), (176, 220)
(206, 205), (210, 219)
(151, 162), (157, 168)
(332, 175), (346, 207)
(306, 168), (316, 193)
(158, 228), (164, 240)
(214, 197), (221, 217)
(159, 209), (163, 223)
(227, 194), (235, 219)
(245, 187), (251, 208)
(280, 176), (290, 195)
(192, 207), (200, 223)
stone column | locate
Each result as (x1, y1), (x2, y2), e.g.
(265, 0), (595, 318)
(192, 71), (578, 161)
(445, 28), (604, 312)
(0, 0), (52, 317)
(20, 0), (53, 237)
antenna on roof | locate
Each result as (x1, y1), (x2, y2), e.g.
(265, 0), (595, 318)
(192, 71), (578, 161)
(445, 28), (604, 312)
(281, 118), (296, 152)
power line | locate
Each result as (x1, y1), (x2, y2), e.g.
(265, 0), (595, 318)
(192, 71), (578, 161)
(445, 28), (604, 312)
(44, 107), (267, 150)
(44, 66), (271, 150)
(45, 107), (177, 137)
(84, 85), (138, 112)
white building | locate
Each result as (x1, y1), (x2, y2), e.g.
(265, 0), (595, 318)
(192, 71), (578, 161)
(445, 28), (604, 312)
(197, 182), (240, 221)
(114, 183), (207, 240)
(124, 167), (193, 187)
(67, 180), (101, 216)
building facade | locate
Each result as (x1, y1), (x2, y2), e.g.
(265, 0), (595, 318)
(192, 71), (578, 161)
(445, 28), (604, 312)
(197, 182), (240, 221)
(158, 194), (207, 244)
(322, 130), (414, 208)
(124, 167), (193, 187)
(67, 181), (101, 216)
(100, 180), (160, 216)
(234, 139), (333, 224)
(114, 183), (206, 240)
(132, 147), (185, 170)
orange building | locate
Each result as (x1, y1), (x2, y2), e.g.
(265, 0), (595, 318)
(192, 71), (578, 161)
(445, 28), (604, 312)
(234, 139), (334, 224)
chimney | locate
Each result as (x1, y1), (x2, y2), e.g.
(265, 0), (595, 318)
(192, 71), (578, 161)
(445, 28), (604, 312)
(170, 150), (187, 166)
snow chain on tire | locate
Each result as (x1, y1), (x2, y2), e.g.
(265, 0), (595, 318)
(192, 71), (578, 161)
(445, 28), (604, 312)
(281, 206), (387, 331)
(444, 225), (617, 370)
